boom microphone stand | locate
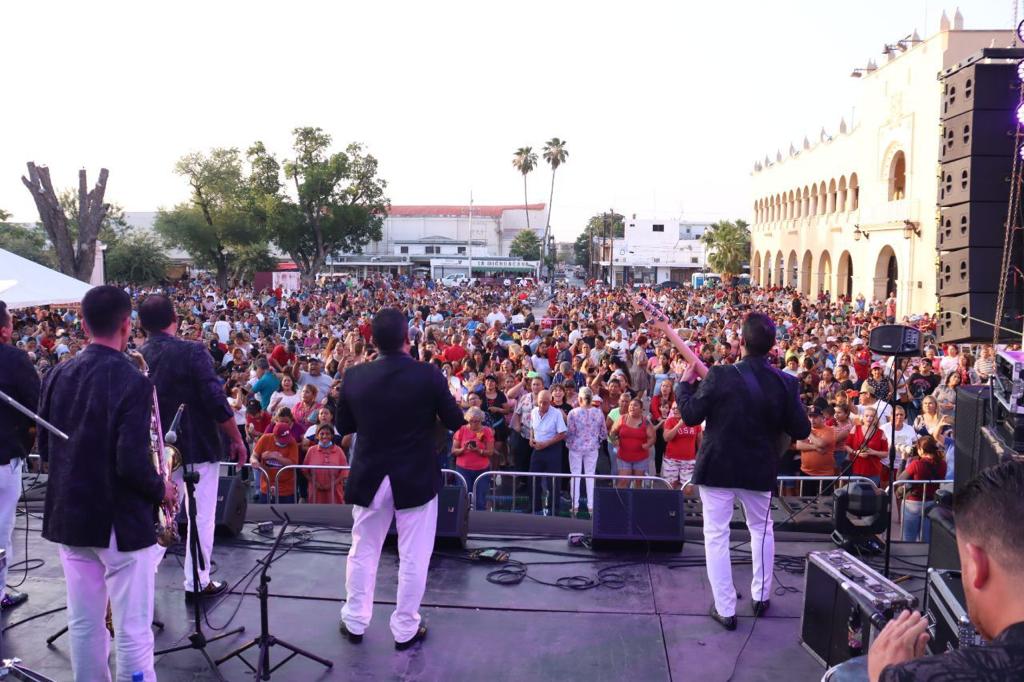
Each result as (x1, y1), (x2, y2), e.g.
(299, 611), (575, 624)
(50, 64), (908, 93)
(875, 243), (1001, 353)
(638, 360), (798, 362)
(154, 412), (244, 680)
(216, 511), (333, 680)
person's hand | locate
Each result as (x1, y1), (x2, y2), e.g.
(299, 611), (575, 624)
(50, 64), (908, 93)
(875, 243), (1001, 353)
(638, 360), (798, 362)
(163, 480), (178, 506)
(867, 609), (930, 682)
(229, 437), (248, 466)
(680, 362), (698, 384)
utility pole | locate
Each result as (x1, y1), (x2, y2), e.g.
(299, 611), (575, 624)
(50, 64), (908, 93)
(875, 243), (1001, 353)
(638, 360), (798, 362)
(602, 212), (610, 282)
(467, 191), (473, 281)
(609, 208), (616, 287)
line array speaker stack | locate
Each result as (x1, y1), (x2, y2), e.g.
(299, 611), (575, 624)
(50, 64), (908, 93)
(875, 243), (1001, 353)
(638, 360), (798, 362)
(937, 48), (1024, 343)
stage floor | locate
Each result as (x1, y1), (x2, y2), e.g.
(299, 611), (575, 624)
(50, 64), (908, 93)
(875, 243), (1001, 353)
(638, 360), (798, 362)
(2, 514), (929, 681)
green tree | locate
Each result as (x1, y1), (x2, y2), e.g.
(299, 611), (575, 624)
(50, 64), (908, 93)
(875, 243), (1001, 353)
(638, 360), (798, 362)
(0, 216), (54, 267)
(104, 232), (169, 284)
(254, 127), (389, 285)
(508, 229), (542, 261)
(230, 244), (277, 283)
(511, 146), (538, 232)
(155, 147), (269, 289)
(701, 219), (751, 282)
(573, 212), (624, 267)
(541, 138), (568, 278)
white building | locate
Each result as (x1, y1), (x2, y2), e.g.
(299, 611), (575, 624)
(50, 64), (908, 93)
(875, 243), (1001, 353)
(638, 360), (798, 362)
(749, 13), (1011, 317)
(367, 204), (547, 257)
(598, 217), (710, 284)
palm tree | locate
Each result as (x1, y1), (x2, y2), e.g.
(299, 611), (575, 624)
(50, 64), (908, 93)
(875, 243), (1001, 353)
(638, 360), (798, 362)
(511, 146), (538, 236)
(541, 138), (568, 281)
(701, 219), (751, 283)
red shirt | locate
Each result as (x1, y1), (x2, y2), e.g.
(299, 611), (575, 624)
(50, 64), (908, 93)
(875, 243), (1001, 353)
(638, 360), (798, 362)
(664, 418), (700, 460)
(443, 345), (467, 364)
(358, 322), (373, 343)
(270, 344), (294, 369)
(246, 412), (271, 437)
(454, 425), (494, 471)
(846, 425), (888, 478)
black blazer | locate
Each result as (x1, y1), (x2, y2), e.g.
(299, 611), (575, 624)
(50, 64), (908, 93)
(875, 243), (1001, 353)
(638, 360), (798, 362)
(141, 333), (234, 465)
(0, 344), (40, 465)
(677, 355), (811, 492)
(337, 352), (465, 509)
(39, 345), (165, 551)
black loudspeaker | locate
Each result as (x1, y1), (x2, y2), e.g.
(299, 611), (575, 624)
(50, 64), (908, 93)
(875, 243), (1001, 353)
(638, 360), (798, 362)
(941, 54), (1019, 119)
(939, 109), (1016, 163)
(937, 291), (1024, 343)
(937, 248), (1004, 296)
(592, 487), (685, 551)
(215, 474), (248, 537)
(937, 202), (1008, 251)
(867, 324), (922, 357)
(953, 386), (990, 490)
(386, 485), (469, 549)
(937, 155), (1013, 206)
(926, 505), (960, 572)
(992, 398), (1024, 450)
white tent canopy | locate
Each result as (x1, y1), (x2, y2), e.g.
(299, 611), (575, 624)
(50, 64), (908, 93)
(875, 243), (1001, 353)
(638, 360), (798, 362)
(0, 248), (94, 309)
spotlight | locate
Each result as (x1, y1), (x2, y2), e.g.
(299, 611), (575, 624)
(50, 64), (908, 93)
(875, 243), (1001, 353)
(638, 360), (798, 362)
(1017, 102), (1024, 125)
(1018, 20), (1024, 45)
(1018, 59), (1024, 83)
(1019, 144), (1024, 162)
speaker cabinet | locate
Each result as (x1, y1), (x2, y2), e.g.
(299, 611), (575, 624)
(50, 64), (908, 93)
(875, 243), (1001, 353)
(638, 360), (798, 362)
(938, 292), (1024, 343)
(954, 386), (990, 491)
(940, 109), (1016, 163)
(386, 484), (468, 549)
(926, 506), (960, 572)
(937, 247), (1004, 296)
(215, 474), (248, 537)
(938, 202), (1008, 251)
(941, 57), (1018, 119)
(938, 155), (1013, 206)
(592, 487), (685, 551)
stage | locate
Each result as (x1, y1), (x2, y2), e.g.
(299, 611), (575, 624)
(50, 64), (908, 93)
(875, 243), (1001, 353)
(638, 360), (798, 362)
(2, 507), (930, 681)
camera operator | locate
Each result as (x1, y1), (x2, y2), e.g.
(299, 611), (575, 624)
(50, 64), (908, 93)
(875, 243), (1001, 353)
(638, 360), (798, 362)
(868, 460), (1024, 680)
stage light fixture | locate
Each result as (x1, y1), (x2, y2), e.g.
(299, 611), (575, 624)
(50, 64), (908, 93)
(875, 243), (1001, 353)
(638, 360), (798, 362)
(1017, 59), (1024, 82)
(1017, 102), (1024, 125)
(1017, 20), (1024, 46)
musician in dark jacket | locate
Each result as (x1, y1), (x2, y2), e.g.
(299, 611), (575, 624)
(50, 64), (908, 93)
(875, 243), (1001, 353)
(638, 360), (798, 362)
(39, 286), (176, 682)
(139, 294), (247, 600)
(0, 300), (39, 611)
(336, 308), (465, 650)
(676, 312), (810, 630)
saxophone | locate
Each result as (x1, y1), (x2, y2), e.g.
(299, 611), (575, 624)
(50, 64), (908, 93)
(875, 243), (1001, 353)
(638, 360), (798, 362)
(130, 351), (181, 547)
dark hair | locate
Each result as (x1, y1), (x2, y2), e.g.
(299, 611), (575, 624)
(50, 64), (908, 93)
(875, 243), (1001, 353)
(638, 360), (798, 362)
(955, 460), (1024, 568)
(372, 308), (408, 352)
(741, 312), (776, 356)
(138, 294), (175, 334)
(0, 300), (9, 329)
(82, 285), (132, 337)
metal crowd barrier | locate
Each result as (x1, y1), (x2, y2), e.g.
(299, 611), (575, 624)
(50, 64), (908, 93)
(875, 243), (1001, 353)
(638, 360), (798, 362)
(775, 475), (877, 498)
(249, 465), (468, 504)
(890, 479), (953, 543)
(217, 461), (272, 498)
(472, 471), (672, 515)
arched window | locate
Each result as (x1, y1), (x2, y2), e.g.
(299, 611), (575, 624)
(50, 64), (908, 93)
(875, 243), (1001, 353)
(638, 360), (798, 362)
(818, 182), (827, 215)
(810, 184), (819, 217)
(827, 179), (837, 213)
(837, 176), (848, 212)
(802, 186), (810, 217)
(888, 151), (906, 200)
(849, 173), (859, 210)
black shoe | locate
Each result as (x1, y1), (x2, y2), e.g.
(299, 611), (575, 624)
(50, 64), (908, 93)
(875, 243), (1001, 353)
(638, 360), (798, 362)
(185, 580), (228, 602)
(710, 605), (737, 631)
(0, 590), (27, 612)
(339, 622), (363, 644)
(752, 599), (770, 617)
(395, 624), (427, 651)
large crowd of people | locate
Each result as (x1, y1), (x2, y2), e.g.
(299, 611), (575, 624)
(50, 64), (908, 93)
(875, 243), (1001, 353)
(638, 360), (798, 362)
(6, 273), (1009, 530)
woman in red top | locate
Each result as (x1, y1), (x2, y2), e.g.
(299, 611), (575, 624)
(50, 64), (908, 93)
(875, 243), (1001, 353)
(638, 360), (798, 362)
(650, 379), (675, 477)
(452, 407), (495, 510)
(610, 398), (655, 487)
(845, 406), (889, 485)
(305, 423), (349, 504)
(898, 435), (947, 542)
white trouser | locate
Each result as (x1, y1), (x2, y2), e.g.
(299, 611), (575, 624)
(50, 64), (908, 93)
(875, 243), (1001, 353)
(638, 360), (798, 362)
(341, 476), (437, 642)
(568, 448), (598, 510)
(166, 461), (219, 591)
(59, 530), (158, 682)
(0, 459), (22, 598)
(699, 486), (774, 618)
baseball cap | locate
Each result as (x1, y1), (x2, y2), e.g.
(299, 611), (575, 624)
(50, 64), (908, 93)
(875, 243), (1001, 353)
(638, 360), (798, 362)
(272, 422), (293, 442)
(860, 384), (875, 396)
(871, 361), (885, 369)
(851, 338), (865, 346)
(802, 341), (816, 351)
(807, 405), (824, 417)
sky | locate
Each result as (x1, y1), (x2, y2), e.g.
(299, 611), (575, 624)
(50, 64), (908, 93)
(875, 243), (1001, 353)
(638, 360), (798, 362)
(0, 1), (1015, 241)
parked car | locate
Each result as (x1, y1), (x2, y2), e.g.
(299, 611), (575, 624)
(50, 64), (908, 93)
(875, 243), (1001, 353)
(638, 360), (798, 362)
(655, 280), (684, 291)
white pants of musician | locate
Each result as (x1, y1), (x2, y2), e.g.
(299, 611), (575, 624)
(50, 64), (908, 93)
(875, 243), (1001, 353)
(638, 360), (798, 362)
(568, 447), (598, 511)
(699, 486), (775, 618)
(0, 459), (22, 599)
(59, 530), (158, 682)
(341, 476), (437, 643)
(163, 461), (219, 591)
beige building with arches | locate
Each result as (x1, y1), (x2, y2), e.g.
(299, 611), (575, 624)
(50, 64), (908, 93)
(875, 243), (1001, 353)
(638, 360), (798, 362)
(750, 16), (1011, 318)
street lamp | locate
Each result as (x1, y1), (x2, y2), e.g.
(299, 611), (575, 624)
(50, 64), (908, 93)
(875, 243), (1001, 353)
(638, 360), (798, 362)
(902, 220), (920, 239)
(853, 224), (869, 241)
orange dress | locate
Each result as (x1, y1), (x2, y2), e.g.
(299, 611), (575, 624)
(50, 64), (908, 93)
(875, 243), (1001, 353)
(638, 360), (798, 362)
(305, 443), (348, 504)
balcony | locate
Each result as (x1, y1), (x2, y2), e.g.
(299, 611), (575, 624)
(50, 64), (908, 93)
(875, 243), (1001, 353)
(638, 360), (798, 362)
(856, 199), (917, 228)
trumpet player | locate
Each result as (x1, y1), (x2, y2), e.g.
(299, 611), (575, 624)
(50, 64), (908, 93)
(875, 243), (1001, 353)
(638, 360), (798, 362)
(138, 294), (247, 601)
(38, 286), (177, 682)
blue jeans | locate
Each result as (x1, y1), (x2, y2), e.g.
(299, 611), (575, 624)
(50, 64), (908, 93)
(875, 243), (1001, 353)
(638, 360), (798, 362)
(457, 467), (489, 510)
(901, 500), (935, 542)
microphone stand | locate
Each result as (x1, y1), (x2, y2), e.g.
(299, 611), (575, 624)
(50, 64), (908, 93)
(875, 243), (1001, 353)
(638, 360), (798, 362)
(882, 362), (899, 578)
(216, 511), (333, 680)
(154, 421), (244, 680)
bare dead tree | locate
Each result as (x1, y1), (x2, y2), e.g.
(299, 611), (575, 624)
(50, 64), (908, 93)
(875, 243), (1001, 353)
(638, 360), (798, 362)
(21, 163), (110, 282)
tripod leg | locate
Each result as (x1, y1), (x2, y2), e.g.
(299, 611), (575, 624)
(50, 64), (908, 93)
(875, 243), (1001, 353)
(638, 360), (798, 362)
(45, 625), (69, 646)
(214, 636), (259, 666)
(269, 638), (334, 668)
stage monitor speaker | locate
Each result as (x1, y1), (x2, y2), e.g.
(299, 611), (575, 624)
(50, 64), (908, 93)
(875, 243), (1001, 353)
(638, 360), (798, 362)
(926, 505), (960, 572)
(941, 51), (1020, 119)
(937, 247), (1004, 296)
(215, 474), (248, 538)
(386, 484), (469, 549)
(937, 291), (1024, 343)
(940, 109), (1016, 163)
(953, 386), (990, 490)
(937, 202), (1008, 251)
(938, 155), (1013, 206)
(867, 324), (921, 357)
(992, 396), (1024, 450)
(592, 487), (685, 552)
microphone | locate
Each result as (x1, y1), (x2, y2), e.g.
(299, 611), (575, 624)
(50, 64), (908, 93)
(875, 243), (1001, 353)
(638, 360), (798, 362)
(165, 404), (186, 444)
